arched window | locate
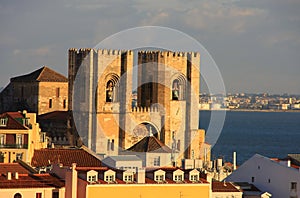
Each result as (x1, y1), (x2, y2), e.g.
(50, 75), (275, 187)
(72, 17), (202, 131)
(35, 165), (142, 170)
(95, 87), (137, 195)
(14, 193), (22, 198)
(105, 74), (120, 103)
(171, 74), (186, 100)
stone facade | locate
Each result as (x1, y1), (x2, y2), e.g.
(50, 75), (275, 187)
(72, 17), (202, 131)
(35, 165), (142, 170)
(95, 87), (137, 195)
(68, 48), (210, 166)
(0, 66), (68, 115)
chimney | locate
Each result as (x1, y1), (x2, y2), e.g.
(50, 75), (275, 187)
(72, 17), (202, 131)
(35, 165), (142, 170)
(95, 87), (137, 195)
(7, 172), (11, 180)
(287, 160), (291, 167)
(71, 163), (77, 198)
(233, 152), (237, 170)
(136, 168), (145, 184)
(15, 172), (19, 179)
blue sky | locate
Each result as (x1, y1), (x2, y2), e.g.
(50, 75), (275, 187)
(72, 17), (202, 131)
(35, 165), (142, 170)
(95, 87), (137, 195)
(0, 0), (299, 94)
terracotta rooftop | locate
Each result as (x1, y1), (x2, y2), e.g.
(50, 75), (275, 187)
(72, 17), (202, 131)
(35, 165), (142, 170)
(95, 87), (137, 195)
(0, 112), (28, 130)
(31, 148), (102, 167)
(10, 66), (68, 83)
(212, 181), (241, 192)
(38, 111), (68, 120)
(127, 136), (172, 153)
(0, 162), (36, 174)
(0, 173), (64, 189)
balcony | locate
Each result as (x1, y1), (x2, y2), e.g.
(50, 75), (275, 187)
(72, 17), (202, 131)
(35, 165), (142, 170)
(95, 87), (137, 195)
(0, 144), (28, 149)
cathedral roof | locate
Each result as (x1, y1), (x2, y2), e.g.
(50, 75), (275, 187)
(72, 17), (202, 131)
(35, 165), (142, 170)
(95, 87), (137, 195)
(10, 66), (68, 83)
(127, 136), (172, 153)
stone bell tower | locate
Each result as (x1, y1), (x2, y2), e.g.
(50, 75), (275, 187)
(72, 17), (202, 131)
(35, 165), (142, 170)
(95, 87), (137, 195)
(137, 51), (206, 160)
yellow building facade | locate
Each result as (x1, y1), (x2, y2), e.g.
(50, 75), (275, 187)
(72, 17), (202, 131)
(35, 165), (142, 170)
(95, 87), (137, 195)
(0, 111), (47, 163)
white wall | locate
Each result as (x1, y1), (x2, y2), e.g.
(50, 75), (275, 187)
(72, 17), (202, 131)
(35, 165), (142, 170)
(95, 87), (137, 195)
(226, 154), (300, 198)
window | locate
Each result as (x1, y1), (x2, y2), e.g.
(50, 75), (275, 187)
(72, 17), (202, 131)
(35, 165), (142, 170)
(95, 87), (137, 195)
(36, 192), (42, 198)
(174, 175), (183, 182)
(291, 182), (297, 190)
(52, 192), (59, 198)
(56, 88), (60, 97)
(40, 133), (46, 143)
(190, 174), (199, 182)
(0, 118), (8, 126)
(268, 179), (271, 183)
(172, 79), (179, 100)
(124, 174), (133, 182)
(154, 156), (160, 166)
(16, 153), (23, 161)
(49, 99), (52, 108)
(14, 193), (22, 198)
(63, 99), (67, 109)
(106, 80), (114, 102)
(105, 175), (115, 182)
(111, 139), (114, 151)
(251, 177), (255, 183)
(88, 175), (97, 182)
(0, 134), (5, 146)
(155, 175), (164, 182)
(16, 134), (23, 147)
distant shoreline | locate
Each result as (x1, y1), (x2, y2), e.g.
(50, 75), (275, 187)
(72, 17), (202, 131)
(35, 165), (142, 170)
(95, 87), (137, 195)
(200, 109), (300, 113)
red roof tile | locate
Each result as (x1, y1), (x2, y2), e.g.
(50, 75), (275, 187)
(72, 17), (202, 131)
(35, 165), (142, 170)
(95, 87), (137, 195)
(127, 136), (172, 153)
(212, 182), (241, 192)
(0, 112), (27, 130)
(0, 163), (35, 174)
(31, 148), (102, 167)
(0, 173), (64, 189)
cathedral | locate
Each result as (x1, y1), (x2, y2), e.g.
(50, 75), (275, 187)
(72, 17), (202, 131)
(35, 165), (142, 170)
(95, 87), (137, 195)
(68, 49), (210, 167)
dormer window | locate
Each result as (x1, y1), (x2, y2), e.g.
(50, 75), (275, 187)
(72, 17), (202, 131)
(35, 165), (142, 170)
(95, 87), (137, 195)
(123, 170), (134, 183)
(173, 169), (184, 182)
(22, 118), (30, 126)
(0, 118), (8, 127)
(189, 169), (200, 182)
(154, 170), (165, 182)
(87, 170), (98, 183)
(104, 170), (116, 183)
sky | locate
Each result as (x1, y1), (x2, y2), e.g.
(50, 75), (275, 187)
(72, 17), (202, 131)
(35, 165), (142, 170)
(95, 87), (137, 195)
(0, 0), (299, 94)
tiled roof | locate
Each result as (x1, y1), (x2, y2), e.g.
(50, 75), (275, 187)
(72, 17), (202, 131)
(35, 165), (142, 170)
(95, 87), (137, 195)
(127, 136), (172, 153)
(0, 112), (27, 130)
(76, 166), (209, 185)
(212, 181), (241, 192)
(10, 66), (68, 83)
(0, 162), (36, 174)
(31, 148), (102, 167)
(38, 111), (68, 120)
(0, 173), (64, 189)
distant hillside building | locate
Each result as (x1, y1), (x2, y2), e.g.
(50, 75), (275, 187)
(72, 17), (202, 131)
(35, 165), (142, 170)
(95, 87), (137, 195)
(0, 66), (68, 115)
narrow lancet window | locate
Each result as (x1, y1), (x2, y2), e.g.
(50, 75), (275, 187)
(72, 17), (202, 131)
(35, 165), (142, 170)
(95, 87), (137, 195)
(172, 79), (180, 100)
(106, 80), (114, 102)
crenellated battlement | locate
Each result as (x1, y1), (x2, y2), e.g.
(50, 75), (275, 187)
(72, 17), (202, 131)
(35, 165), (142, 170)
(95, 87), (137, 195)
(69, 48), (133, 56)
(138, 50), (199, 58)
(131, 106), (160, 113)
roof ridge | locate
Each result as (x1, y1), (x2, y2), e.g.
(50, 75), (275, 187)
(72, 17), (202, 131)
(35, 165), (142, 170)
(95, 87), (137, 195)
(36, 66), (47, 81)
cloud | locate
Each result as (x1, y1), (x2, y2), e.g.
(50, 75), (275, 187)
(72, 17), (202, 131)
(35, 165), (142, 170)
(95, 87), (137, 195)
(13, 47), (51, 57)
